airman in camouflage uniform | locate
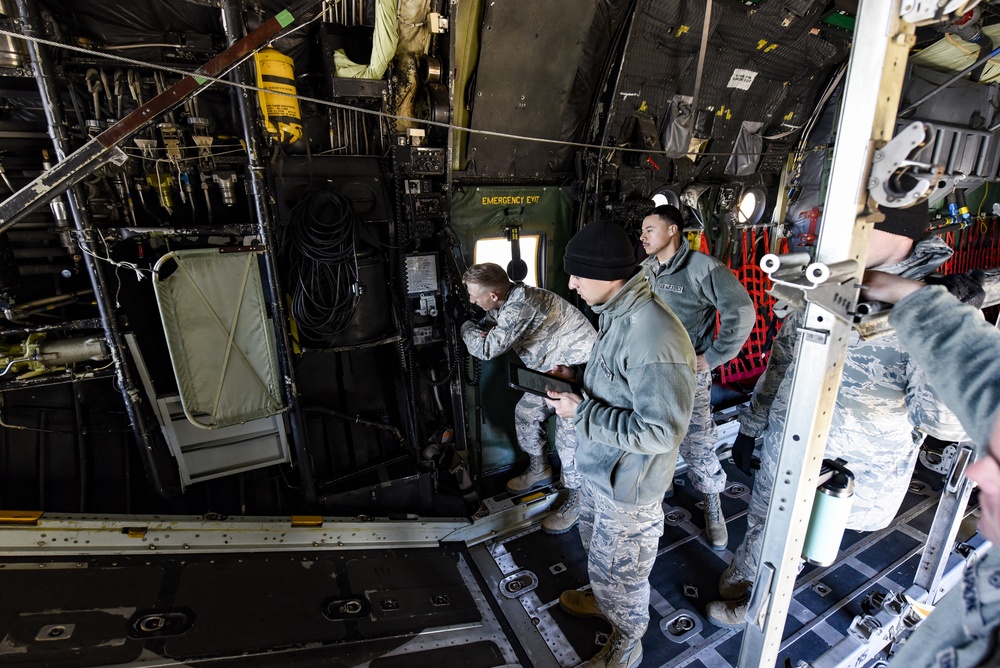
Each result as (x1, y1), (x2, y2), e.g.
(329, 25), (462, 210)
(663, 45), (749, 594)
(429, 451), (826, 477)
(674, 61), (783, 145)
(640, 205), (755, 551)
(461, 263), (596, 534)
(708, 213), (969, 627)
(547, 222), (696, 668)
(861, 274), (1000, 668)
(579, 481), (664, 642)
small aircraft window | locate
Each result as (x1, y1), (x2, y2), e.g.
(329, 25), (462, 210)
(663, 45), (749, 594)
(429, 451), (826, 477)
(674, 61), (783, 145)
(736, 187), (767, 225)
(651, 189), (681, 209)
(474, 235), (541, 287)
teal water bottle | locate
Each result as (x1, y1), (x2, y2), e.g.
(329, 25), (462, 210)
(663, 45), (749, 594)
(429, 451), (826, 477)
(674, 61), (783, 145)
(802, 458), (855, 566)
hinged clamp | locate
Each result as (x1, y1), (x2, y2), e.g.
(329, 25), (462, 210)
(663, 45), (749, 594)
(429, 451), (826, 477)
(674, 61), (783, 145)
(760, 252), (859, 322)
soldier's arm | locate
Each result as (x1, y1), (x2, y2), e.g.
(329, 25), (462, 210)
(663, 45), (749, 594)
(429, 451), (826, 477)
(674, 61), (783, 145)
(576, 361), (695, 456)
(896, 288), (982, 444)
(460, 321), (491, 359)
(549, 300), (597, 368)
(702, 265), (756, 369)
(462, 300), (541, 361)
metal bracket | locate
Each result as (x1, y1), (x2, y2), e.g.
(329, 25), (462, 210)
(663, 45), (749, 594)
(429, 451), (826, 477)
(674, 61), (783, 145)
(946, 444), (975, 494)
(799, 327), (830, 345)
(849, 590), (907, 642)
(761, 252), (859, 322)
(919, 441), (958, 475)
(869, 121), (944, 208)
(926, 172), (968, 207)
(428, 12), (448, 32)
(745, 562), (775, 630)
(900, 0), (980, 26)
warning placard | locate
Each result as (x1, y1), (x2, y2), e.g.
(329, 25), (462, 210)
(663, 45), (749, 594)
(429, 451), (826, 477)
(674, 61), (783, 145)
(727, 69), (758, 90)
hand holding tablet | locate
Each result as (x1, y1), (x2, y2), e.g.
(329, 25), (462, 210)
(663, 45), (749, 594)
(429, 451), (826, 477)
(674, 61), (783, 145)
(508, 364), (582, 398)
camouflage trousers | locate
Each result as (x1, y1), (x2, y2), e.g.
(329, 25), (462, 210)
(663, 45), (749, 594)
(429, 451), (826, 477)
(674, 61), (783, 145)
(679, 370), (726, 494)
(515, 392), (580, 489)
(579, 480), (664, 640)
(730, 382), (922, 582)
(729, 432), (775, 583)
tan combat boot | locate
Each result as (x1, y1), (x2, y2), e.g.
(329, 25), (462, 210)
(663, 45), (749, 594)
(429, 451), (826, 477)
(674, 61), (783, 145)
(506, 455), (554, 494)
(703, 492), (728, 551)
(558, 588), (606, 619)
(706, 596), (749, 629)
(542, 487), (581, 534)
(718, 561), (750, 600)
(583, 627), (643, 668)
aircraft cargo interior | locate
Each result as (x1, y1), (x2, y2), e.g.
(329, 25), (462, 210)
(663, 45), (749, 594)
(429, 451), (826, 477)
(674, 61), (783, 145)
(0, 1), (998, 667)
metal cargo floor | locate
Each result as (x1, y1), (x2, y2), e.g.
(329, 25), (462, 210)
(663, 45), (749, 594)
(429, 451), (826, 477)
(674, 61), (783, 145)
(0, 544), (523, 667)
(0, 460), (969, 668)
(469, 460), (960, 668)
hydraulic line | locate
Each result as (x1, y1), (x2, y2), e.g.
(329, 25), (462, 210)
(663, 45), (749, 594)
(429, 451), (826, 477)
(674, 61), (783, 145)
(303, 406), (404, 443)
(14, 0), (172, 498)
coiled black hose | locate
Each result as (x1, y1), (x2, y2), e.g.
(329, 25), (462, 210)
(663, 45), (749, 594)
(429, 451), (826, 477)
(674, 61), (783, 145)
(279, 189), (360, 344)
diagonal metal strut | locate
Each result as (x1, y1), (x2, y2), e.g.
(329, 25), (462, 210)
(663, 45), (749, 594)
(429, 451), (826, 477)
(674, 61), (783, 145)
(0, 0), (322, 235)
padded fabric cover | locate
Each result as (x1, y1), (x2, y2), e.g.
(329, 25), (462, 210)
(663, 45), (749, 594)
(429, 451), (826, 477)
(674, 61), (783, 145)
(153, 249), (284, 428)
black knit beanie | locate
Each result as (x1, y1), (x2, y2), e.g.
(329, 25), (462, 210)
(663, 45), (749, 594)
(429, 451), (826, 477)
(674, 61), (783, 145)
(874, 200), (929, 240)
(564, 221), (637, 280)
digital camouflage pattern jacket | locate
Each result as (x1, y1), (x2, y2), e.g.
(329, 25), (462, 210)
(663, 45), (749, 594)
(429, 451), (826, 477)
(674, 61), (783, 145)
(739, 235), (967, 530)
(460, 282), (596, 371)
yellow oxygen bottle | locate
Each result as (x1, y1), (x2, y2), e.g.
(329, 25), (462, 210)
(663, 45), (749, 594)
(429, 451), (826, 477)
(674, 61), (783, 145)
(254, 47), (302, 144)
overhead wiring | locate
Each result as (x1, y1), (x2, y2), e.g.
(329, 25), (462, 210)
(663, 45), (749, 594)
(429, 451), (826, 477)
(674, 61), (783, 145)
(0, 27), (804, 160)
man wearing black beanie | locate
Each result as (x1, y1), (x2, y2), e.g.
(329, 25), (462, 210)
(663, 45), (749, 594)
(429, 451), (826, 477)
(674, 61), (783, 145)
(547, 220), (697, 668)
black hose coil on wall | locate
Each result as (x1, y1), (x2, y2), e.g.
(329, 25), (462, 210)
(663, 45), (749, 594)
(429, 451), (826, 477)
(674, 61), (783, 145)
(279, 188), (361, 345)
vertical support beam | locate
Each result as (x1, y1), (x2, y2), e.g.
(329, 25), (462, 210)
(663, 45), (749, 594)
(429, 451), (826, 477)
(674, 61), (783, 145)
(14, 0), (172, 498)
(220, 0), (316, 504)
(913, 443), (975, 603)
(441, 0), (471, 471)
(738, 1), (915, 665)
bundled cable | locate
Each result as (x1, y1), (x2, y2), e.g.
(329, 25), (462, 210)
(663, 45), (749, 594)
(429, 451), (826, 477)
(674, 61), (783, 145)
(280, 188), (360, 344)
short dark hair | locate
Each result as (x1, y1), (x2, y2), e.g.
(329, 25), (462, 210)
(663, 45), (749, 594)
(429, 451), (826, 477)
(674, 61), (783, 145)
(647, 204), (683, 227)
(462, 263), (511, 293)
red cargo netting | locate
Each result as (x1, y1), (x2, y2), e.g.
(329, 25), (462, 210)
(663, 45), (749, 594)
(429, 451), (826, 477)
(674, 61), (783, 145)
(939, 215), (1000, 275)
(719, 227), (786, 386)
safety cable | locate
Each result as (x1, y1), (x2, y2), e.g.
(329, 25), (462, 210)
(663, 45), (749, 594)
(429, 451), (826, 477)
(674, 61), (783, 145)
(688, 0), (712, 134)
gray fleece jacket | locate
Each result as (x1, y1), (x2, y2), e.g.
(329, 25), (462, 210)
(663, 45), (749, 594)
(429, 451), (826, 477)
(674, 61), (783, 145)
(886, 285), (1000, 668)
(641, 244), (755, 368)
(574, 272), (697, 506)
(890, 284), (999, 450)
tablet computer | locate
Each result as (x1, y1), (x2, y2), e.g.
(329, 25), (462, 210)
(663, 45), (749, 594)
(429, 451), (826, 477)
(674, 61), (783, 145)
(508, 364), (581, 398)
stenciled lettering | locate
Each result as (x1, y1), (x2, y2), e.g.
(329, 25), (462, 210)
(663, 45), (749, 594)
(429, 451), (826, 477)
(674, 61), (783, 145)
(480, 194), (543, 206)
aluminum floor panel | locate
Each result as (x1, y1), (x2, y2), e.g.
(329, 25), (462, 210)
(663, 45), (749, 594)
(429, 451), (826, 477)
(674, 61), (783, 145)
(471, 460), (953, 667)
